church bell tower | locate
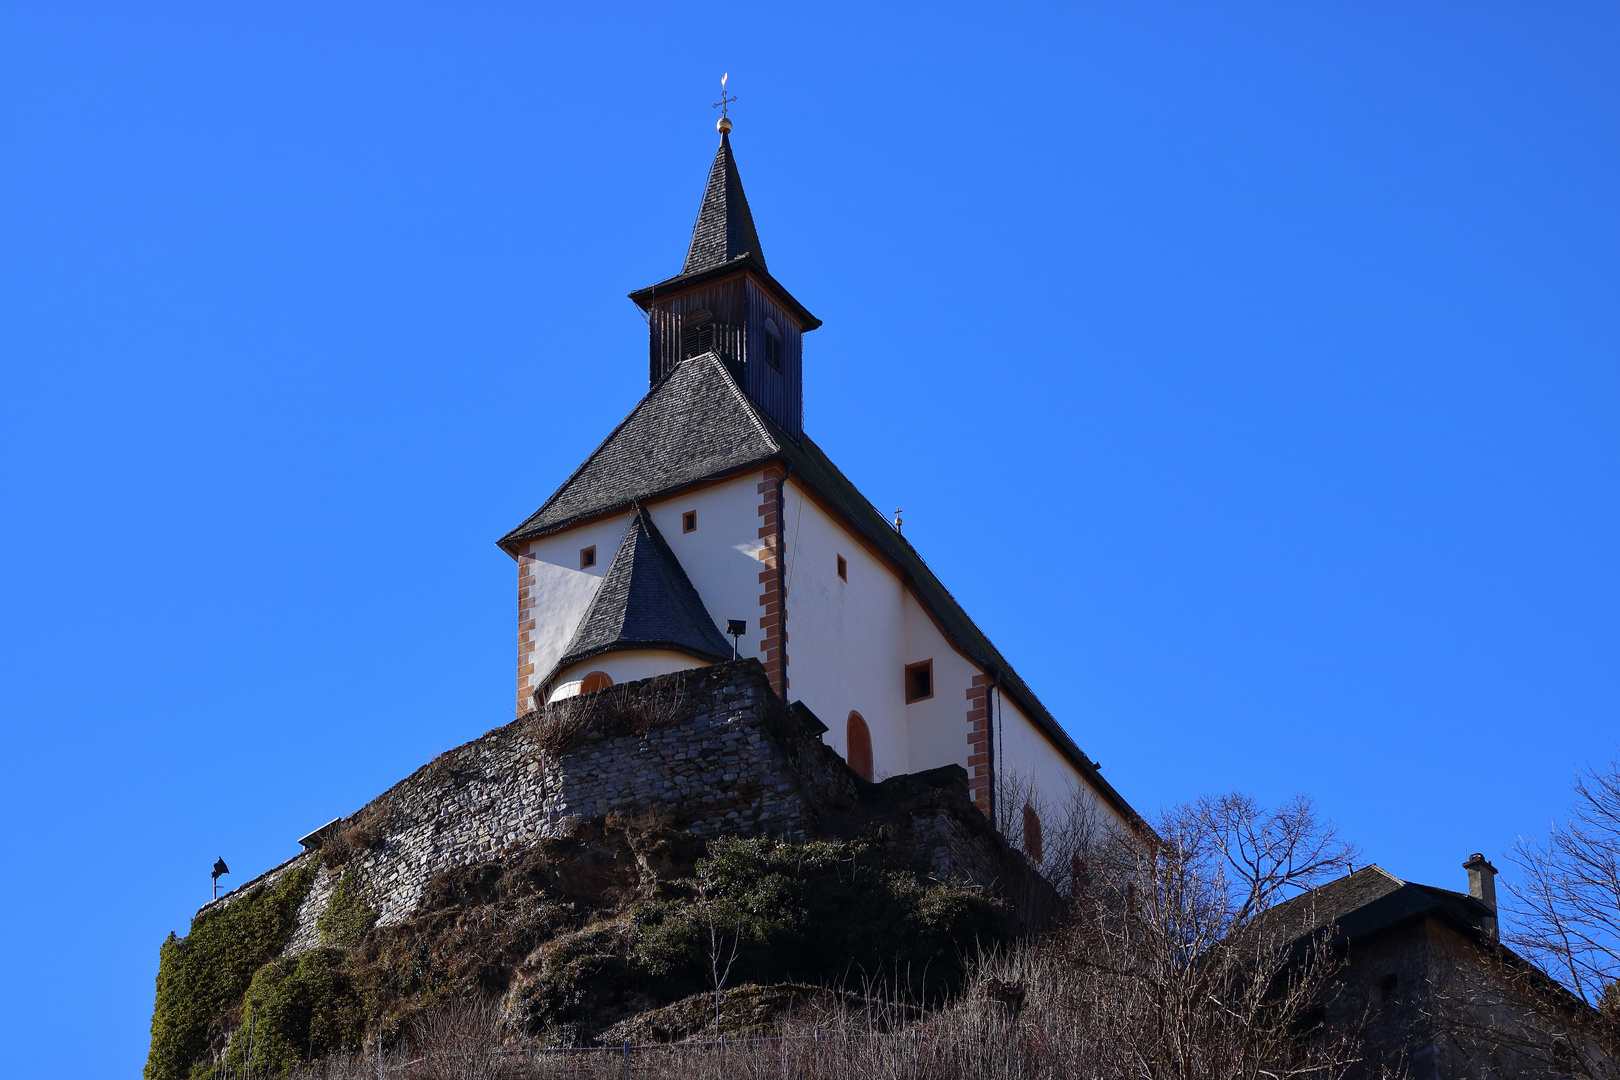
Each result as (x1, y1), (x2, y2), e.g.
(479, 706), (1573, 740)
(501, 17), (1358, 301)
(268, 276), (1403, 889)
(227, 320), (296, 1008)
(628, 118), (820, 439)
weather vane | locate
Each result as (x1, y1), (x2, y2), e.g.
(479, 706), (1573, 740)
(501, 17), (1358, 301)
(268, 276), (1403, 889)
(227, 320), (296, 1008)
(713, 72), (737, 133)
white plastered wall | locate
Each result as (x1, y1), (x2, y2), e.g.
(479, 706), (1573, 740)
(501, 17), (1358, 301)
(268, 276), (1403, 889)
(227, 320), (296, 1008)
(901, 591), (978, 774)
(778, 479), (908, 777)
(547, 649), (710, 702)
(519, 513), (632, 702)
(644, 471), (767, 663)
(993, 690), (1126, 843)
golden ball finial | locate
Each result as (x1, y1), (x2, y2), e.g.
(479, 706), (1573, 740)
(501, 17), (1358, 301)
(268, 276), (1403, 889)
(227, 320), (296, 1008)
(717, 116), (733, 134)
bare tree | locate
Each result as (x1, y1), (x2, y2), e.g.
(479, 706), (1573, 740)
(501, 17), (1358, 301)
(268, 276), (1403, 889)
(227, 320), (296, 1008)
(1166, 791), (1360, 925)
(1507, 757), (1620, 1013)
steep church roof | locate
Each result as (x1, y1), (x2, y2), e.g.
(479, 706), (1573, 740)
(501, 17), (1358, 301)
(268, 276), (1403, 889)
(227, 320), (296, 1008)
(501, 356), (778, 542)
(683, 131), (765, 275)
(547, 508), (732, 687)
(499, 354), (1142, 831)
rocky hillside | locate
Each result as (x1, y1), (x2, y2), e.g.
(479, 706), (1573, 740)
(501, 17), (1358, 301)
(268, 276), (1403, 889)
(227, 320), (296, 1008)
(146, 663), (1055, 1080)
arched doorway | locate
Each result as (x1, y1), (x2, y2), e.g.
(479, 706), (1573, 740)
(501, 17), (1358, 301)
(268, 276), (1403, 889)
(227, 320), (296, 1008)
(846, 712), (873, 781)
(579, 671), (613, 694)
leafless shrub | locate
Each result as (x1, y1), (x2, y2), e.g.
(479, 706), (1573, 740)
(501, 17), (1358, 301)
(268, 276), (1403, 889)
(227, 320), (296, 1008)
(527, 676), (691, 758)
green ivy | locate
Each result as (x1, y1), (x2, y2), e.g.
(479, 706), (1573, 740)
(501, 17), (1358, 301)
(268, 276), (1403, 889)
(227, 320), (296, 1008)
(144, 860), (316, 1080)
(317, 868), (377, 948)
(224, 948), (364, 1078)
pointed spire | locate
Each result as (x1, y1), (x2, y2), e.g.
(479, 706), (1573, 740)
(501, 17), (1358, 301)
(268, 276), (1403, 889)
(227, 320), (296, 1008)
(682, 132), (767, 276)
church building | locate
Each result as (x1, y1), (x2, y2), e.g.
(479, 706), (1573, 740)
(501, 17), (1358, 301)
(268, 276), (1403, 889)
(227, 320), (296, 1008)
(498, 116), (1141, 843)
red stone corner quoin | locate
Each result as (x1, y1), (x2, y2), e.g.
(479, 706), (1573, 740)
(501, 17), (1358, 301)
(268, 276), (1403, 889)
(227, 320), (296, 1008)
(756, 464), (788, 698)
(966, 674), (994, 812)
(516, 542), (539, 713)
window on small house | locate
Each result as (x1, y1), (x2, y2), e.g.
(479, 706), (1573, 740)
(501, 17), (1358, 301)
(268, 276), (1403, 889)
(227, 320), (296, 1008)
(764, 318), (782, 369)
(1022, 805), (1043, 864)
(681, 310), (714, 359)
(682, 510), (697, 533)
(905, 660), (933, 703)
(579, 546), (596, 569)
(836, 554), (847, 581)
(846, 711), (873, 781)
(579, 671), (612, 694)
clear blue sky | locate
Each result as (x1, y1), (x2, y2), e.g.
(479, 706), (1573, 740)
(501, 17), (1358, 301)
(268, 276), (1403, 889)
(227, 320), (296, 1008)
(2, 4), (1616, 1076)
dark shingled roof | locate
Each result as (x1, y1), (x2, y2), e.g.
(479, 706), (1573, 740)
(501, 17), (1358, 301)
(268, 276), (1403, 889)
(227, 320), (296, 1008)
(545, 509), (732, 688)
(499, 355), (1144, 832)
(1249, 865), (1493, 948)
(683, 132), (765, 276)
(501, 356), (778, 543)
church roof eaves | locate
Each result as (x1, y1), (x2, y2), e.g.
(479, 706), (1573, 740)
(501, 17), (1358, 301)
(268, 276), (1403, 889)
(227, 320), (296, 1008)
(774, 430), (1148, 837)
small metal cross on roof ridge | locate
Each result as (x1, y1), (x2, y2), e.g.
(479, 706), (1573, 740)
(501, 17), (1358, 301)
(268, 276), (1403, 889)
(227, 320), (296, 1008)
(712, 72), (737, 120)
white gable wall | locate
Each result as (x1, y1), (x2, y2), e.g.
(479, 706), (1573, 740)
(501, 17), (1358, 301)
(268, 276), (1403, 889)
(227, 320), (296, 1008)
(644, 471), (767, 664)
(517, 512), (632, 708)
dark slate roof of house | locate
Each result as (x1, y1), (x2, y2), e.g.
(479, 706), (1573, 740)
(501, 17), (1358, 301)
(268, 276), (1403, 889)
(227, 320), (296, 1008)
(545, 509), (732, 688)
(1249, 865), (1493, 948)
(499, 355), (1145, 833)
(683, 131), (765, 276)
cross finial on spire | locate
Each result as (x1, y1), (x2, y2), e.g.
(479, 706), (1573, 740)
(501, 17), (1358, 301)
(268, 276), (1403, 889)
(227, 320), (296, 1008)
(712, 72), (737, 133)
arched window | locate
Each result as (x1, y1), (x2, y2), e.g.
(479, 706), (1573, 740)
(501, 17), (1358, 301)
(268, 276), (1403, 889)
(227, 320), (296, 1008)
(763, 318), (782, 369)
(1022, 805), (1043, 864)
(579, 671), (613, 694)
(845, 712), (873, 781)
(681, 310), (714, 359)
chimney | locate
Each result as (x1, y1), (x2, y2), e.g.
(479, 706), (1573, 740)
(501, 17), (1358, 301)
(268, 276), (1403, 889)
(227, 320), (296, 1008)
(1463, 853), (1498, 938)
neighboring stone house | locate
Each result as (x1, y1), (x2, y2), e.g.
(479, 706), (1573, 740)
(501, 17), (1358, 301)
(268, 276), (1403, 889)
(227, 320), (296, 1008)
(499, 116), (1146, 846)
(1257, 856), (1616, 1079)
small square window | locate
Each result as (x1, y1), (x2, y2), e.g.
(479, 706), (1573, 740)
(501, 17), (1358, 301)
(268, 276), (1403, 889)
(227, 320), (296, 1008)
(579, 546), (596, 569)
(682, 510), (697, 533)
(905, 659), (933, 703)
(836, 554), (847, 581)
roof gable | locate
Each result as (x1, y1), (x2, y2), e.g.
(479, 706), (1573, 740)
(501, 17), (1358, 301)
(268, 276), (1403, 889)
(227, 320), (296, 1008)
(1251, 865), (1493, 946)
(547, 509), (732, 685)
(499, 356), (779, 546)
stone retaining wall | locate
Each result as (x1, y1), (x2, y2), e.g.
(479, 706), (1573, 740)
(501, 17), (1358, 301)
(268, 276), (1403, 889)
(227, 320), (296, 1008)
(198, 659), (1050, 945)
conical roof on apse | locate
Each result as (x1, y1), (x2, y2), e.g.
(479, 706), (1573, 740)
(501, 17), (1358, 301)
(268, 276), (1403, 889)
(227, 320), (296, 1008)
(546, 508), (732, 687)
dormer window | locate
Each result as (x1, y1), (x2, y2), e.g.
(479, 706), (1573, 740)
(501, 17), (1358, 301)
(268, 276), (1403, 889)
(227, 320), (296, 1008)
(681, 310), (714, 359)
(764, 318), (782, 370)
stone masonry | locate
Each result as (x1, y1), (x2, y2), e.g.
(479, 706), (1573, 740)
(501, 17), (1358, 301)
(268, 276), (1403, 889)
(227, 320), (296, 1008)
(197, 659), (1055, 949)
